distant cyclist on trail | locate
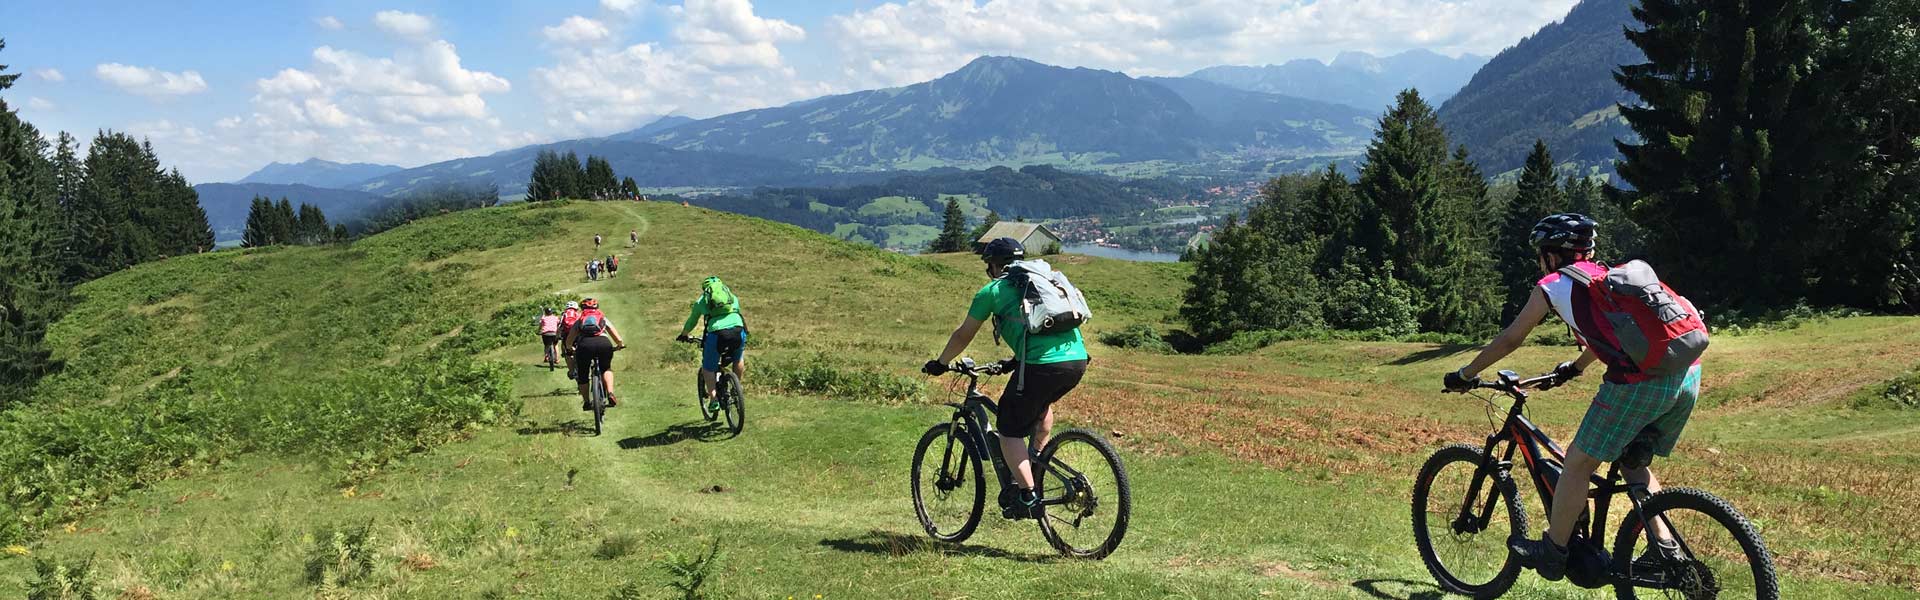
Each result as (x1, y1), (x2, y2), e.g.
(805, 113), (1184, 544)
(1443, 213), (1709, 582)
(923, 237), (1090, 520)
(566, 298), (627, 409)
(676, 276), (747, 414)
(629, 229), (638, 245)
(594, 234), (603, 249)
(605, 254), (618, 278)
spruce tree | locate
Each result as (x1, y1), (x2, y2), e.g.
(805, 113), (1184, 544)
(562, 151), (586, 199)
(0, 44), (70, 394)
(526, 150), (557, 202)
(1495, 140), (1566, 320)
(242, 196), (274, 247)
(928, 198), (968, 253)
(620, 176), (639, 199)
(584, 156), (617, 199)
(296, 203), (329, 245)
(969, 210), (1000, 242)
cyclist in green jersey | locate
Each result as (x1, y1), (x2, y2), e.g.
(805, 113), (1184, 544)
(924, 237), (1089, 519)
(676, 276), (747, 414)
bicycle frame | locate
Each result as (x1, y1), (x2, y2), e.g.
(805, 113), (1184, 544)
(939, 365), (1090, 513)
(1456, 373), (1673, 589)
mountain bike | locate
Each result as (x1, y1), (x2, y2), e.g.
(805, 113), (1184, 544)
(1414, 369), (1777, 599)
(543, 337), (559, 371)
(579, 346), (622, 437)
(911, 358), (1131, 559)
(683, 337), (745, 436)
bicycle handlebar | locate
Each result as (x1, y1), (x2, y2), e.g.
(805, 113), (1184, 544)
(1444, 369), (1559, 396)
(948, 357), (1013, 377)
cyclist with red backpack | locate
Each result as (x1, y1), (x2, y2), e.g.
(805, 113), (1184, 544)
(560, 301), (583, 378)
(566, 297), (627, 409)
(1443, 213), (1709, 582)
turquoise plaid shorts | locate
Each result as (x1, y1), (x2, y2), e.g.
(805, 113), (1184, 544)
(1573, 365), (1701, 462)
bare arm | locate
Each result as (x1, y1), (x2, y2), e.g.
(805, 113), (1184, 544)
(935, 317), (987, 364)
(1459, 287), (1551, 378)
(606, 322), (626, 348)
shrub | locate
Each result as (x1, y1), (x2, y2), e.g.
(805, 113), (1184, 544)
(1323, 273), (1419, 336)
(305, 522), (376, 587)
(1855, 368), (1920, 410)
(28, 555), (101, 600)
(1709, 302), (1867, 337)
(656, 539), (724, 600)
(759, 353), (924, 403)
(1098, 324), (1176, 354)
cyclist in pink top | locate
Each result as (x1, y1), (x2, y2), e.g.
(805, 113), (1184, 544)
(537, 307), (563, 368)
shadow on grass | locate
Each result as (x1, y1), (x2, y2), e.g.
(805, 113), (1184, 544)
(516, 419), (587, 436)
(818, 530), (1059, 564)
(617, 421), (725, 449)
(1350, 579), (1447, 600)
(521, 387), (579, 399)
(1387, 344), (1479, 366)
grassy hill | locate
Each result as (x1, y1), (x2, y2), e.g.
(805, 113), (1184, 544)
(2, 201), (1915, 598)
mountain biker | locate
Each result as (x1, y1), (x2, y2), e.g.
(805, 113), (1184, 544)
(594, 234), (603, 249)
(606, 254), (618, 278)
(589, 260), (601, 281)
(629, 229), (638, 245)
(537, 307), (562, 364)
(560, 301), (583, 378)
(566, 297), (627, 408)
(1443, 213), (1702, 581)
(675, 276), (747, 414)
(923, 237), (1089, 520)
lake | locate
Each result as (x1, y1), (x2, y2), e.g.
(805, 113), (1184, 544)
(1061, 244), (1181, 262)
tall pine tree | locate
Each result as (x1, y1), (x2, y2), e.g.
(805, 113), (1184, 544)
(928, 198), (969, 253)
(0, 41), (70, 395)
(1495, 140), (1566, 320)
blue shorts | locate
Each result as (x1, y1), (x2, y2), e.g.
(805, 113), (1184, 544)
(702, 327), (746, 371)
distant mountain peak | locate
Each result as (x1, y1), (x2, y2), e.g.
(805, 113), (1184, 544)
(235, 158), (404, 188)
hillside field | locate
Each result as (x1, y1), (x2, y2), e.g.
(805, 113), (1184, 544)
(1, 201), (1915, 599)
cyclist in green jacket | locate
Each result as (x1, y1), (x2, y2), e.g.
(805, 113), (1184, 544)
(676, 276), (747, 414)
(924, 237), (1089, 520)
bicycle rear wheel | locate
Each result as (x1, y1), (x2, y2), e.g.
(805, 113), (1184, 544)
(1034, 429), (1130, 559)
(910, 423), (984, 542)
(1613, 487), (1777, 600)
(590, 370), (607, 436)
(1412, 444), (1527, 598)
(721, 372), (745, 436)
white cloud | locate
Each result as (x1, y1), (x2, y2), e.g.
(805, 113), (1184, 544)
(25, 97), (54, 111)
(373, 10), (434, 39)
(543, 16), (612, 45)
(32, 68), (64, 82)
(532, 0), (824, 136)
(94, 63), (209, 97)
(827, 0), (1578, 87)
(601, 0), (644, 16)
(315, 16), (344, 30)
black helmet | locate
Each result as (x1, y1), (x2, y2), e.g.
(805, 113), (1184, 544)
(1530, 213), (1597, 251)
(981, 237), (1025, 262)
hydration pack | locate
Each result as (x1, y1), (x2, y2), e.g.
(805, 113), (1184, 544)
(577, 310), (608, 336)
(702, 277), (737, 316)
(1558, 260), (1709, 383)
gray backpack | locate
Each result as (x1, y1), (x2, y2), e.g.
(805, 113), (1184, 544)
(1004, 259), (1092, 335)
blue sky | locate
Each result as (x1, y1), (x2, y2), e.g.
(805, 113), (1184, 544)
(1, 0), (1578, 182)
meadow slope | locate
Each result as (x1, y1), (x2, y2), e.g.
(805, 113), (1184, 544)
(2, 201), (1915, 599)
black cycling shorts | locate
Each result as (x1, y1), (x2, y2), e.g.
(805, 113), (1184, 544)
(573, 335), (615, 384)
(998, 359), (1087, 438)
(542, 333), (560, 345)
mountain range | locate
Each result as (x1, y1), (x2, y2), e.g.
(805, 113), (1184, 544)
(631, 56), (1375, 171)
(1189, 50), (1488, 112)
(349, 138), (856, 199)
(236, 158), (403, 189)
(1437, 0), (1640, 174)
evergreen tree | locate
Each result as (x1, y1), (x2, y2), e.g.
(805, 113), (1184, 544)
(562, 151), (586, 199)
(1609, 0), (1832, 308)
(928, 198), (969, 253)
(969, 210), (1000, 242)
(1354, 90), (1500, 334)
(1296, 164), (1368, 275)
(272, 198), (297, 245)
(295, 203), (329, 245)
(242, 196), (274, 247)
(0, 57), (69, 394)
(620, 176), (639, 199)
(331, 223), (350, 243)
(584, 156), (617, 199)
(1495, 140), (1567, 320)
(526, 150), (559, 202)
(1179, 212), (1324, 343)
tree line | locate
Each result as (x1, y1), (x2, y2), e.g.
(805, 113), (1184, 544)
(1184, 0), (1918, 343)
(242, 196), (348, 247)
(526, 150), (639, 202)
(0, 39), (214, 398)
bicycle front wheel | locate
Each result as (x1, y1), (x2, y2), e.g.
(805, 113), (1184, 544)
(1613, 487), (1777, 600)
(1411, 444), (1527, 599)
(1034, 429), (1131, 559)
(590, 376), (607, 436)
(696, 372), (717, 421)
(722, 373), (745, 436)
(910, 423), (984, 542)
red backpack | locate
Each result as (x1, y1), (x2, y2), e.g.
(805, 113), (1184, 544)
(576, 309), (608, 336)
(1560, 260), (1709, 384)
(561, 307), (581, 332)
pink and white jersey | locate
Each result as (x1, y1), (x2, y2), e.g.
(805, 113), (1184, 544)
(1536, 260), (1610, 347)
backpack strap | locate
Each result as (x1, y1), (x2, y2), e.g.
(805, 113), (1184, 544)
(1557, 264), (1594, 287)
